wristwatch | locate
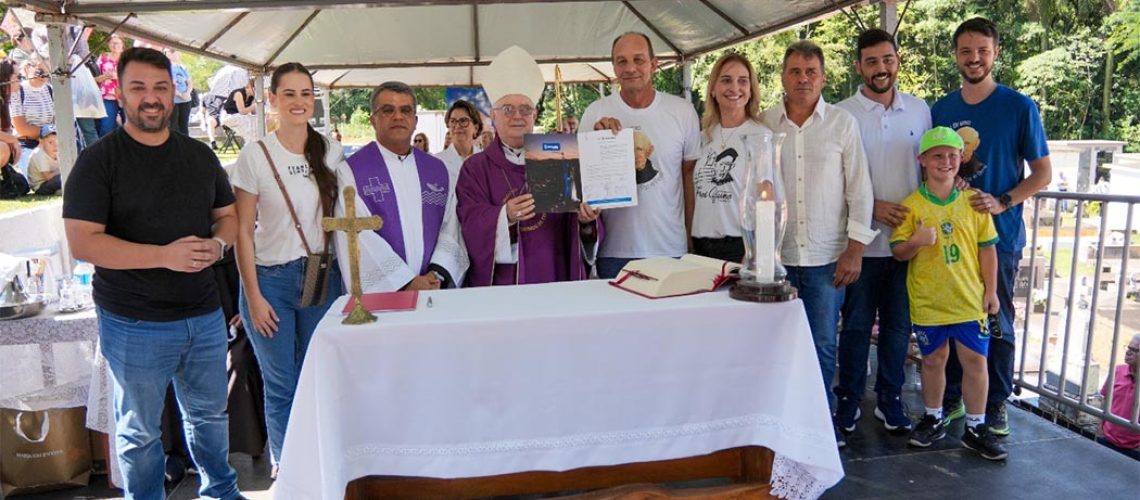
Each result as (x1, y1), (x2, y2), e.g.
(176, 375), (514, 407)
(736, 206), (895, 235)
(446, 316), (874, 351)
(998, 193), (1013, 209)
(212, 236), (229, 262)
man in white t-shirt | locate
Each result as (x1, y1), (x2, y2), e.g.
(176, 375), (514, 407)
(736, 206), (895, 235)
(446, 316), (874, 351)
(833, 29), (931, 437)
(580, 31), (701, 279)
(761, 41), (875, 448)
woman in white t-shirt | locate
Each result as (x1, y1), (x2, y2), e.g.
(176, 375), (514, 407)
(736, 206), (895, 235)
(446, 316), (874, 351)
(691, 53), (773, 263)
(230, 62), (345, 475)
(435, 99), (483, 189)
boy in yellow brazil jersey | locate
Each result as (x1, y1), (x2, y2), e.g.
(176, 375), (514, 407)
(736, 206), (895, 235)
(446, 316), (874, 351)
(890, 126), (1007, 460)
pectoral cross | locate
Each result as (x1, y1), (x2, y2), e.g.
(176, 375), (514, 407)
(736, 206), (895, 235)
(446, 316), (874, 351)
(322, 186), (383, 325)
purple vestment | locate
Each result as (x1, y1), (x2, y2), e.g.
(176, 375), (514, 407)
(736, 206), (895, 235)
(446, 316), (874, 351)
(347, 142), (450, 275)
(456, 138), (602, 287)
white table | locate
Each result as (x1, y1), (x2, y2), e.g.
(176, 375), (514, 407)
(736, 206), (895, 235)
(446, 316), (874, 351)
(276, 281), (843, 500)
(0, 305), (101, 413)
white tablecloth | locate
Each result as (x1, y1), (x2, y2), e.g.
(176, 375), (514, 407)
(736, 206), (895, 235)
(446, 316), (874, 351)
(0, 306), (99, 411)
(276, 281), (844, 500)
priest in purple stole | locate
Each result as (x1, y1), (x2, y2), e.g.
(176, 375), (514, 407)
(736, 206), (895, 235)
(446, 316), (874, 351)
(342, 81), (468, 291)
(456, 46), (602, 287)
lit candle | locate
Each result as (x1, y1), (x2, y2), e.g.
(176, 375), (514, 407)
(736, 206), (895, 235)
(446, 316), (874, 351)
(755, 195), (776, 283)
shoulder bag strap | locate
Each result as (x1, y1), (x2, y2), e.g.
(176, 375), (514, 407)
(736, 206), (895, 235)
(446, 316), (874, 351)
(258, 140), (319, 255)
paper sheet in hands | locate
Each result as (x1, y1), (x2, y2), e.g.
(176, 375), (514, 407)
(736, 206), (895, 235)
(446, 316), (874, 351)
(524, 131), (638, 213)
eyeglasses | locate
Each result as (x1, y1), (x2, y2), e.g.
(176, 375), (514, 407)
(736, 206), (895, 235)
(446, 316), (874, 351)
(372, 105), (416, 118)
(449, 117), (473, 127)
(414, 138), (425, 143)
(494, 104), (535, 118)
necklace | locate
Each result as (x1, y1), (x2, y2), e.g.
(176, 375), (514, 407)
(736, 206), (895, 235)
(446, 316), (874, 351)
(718, 125), (739, 149)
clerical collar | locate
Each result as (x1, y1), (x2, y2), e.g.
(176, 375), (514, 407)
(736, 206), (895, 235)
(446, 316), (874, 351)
(502, 143), (525, 165)
(377, 142), (415, 164)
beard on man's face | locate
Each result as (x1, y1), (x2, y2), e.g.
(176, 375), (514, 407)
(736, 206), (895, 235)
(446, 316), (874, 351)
(126, 100), (171, 133)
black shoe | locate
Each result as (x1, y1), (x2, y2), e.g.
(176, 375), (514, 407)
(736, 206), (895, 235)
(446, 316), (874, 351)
(835, 425), (847, 449)
(908, 414), (947, 448)
(986, 401), (1010, 436)
(164, 454), (188, 484)
(962, 424), (1009, 460)
(874, 394), (913, 431)
(942, 398), (965, 426)
(834, 396), (862, 434)
(211, 140), (218, 150)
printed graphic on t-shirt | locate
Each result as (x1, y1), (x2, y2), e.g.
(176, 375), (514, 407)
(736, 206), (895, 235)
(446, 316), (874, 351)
(695, 146), (739, 204)
(287, 163), (311, 177)
(633, 130), (660, 186)
(951, 124), (987, 182)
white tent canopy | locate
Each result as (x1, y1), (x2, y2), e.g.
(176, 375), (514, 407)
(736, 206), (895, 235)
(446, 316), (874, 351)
(13, 0), (866, 87)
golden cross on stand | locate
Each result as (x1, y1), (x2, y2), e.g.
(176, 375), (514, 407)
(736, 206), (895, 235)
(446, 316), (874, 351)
(322, 186), (383, 325)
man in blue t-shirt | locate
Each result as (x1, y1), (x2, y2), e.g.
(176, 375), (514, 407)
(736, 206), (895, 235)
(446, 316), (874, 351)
(931, 17), (1052, 437)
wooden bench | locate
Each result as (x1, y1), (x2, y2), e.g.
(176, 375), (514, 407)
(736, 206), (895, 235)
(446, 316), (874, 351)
(345, 446), (776, 499)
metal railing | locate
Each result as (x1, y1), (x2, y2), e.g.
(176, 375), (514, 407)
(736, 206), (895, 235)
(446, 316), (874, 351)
(1016, 190), (1140, 434)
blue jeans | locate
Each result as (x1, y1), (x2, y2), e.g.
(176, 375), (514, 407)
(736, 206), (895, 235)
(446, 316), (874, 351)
(1097, 436), (1140, 461)
(786, 263), (843, 407)
(835, 257), (910, 403)
(76, 117), (98, 149)
(15, 146), (34, 177)
(97, 307), (240, 500)
(239, 258), (342, 463)
(597, 257), (637, 280)
(946, 251), (1019, 405)
(97, 99), (123, 137)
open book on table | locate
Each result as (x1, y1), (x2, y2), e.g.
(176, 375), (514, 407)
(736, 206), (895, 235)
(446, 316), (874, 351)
(609, 254), (741, 299)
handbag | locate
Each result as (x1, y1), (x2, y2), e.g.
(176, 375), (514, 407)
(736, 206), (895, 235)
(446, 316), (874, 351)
(0, 408), (92, 496)
(258, 141), (334, 307)
(0, 164), (30, 199)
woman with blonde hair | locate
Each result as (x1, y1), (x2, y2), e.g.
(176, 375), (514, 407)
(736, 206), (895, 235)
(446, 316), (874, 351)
(690, 52), (772, 263)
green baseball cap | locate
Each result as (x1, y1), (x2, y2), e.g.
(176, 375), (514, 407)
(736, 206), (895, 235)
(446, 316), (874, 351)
(919, 126), (964, 154)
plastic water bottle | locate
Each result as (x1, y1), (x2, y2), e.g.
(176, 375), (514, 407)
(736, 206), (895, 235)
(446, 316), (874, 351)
(73, 261), (94, 286)
(58, 277), (76, 310)
(72, 261), (95, 307)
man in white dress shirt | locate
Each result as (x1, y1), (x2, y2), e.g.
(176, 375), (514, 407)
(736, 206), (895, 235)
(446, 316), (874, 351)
(761, 41), (876, 447)
(344, 81), (468, 291)
(833, 29), (932, 437)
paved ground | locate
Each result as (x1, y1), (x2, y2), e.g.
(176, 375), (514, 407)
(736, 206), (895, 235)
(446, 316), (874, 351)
(18, 385), (1138, 500)
(10, 285), (1138, 500)
(823, 389), (1140, 499)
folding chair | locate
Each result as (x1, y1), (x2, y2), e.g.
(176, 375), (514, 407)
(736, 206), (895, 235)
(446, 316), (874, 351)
(219, 125), (244, 155)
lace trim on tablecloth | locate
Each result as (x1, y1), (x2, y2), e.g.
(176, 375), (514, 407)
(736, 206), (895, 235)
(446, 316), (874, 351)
(0, 383), (88, 410)
(770, 452), (829, 500)
(85, 337), (114, 434)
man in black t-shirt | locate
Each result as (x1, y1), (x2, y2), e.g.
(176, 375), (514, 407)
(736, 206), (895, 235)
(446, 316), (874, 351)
(63, 47), (244, 500)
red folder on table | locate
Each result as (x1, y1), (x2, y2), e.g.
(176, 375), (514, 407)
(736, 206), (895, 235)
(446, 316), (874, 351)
(342, 291), (418, 313)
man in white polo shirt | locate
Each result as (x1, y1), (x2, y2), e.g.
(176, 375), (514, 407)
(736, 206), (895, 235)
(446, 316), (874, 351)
(581, 31), (701, 279)
(762, 40), (876, 447)
(834, 29), (931, 438)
